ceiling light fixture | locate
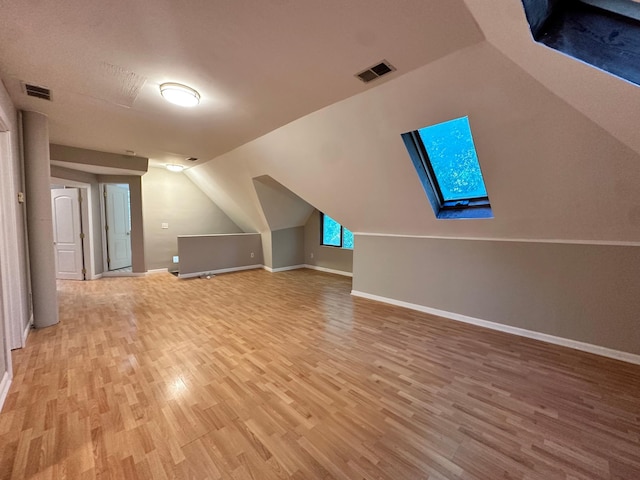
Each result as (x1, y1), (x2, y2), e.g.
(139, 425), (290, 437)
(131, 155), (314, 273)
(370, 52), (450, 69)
(166, 164), (185, 172)
(160, 83), (200, 107)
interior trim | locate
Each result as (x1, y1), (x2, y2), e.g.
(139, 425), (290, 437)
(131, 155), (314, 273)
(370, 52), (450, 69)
(263, 265), (306, 273)
(351, 290), (640, 366)
(178, 264), (263, 279)
(305, 265), (353, 277)
(353, 232), (640, 247)
(0, 371), (11, 413)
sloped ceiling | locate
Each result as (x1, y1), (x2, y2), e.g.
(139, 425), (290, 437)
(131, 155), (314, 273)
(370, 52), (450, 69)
(2, 1), (640, 242)
(253, 176), (313, 231)
(186, 40), (640, 242)
(0, 0), (482, 167)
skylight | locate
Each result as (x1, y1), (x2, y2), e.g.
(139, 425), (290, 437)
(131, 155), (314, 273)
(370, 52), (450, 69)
(402, 116), (492, 219)
(417, 117), (488, 202)
(521, 0), (640, 87)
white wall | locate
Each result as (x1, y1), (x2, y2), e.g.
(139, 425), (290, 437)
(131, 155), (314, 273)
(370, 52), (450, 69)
(0, 81), (31, 409)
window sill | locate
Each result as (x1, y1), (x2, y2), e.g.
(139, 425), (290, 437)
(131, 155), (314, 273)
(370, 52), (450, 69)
(436, 206), (493, 220)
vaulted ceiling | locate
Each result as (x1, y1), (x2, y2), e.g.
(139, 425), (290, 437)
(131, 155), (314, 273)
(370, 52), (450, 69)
(0, 0), (481, 167)
(2, 0), (639, 241)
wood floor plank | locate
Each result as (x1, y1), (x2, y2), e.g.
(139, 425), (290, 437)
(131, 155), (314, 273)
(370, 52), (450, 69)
(1, 269), (640, 479)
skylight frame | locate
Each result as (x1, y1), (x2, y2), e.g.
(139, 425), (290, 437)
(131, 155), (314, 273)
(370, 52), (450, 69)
(402, 117), (493, 220)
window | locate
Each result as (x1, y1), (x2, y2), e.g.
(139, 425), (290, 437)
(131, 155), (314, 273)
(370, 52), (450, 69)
(321, 213), (354, 249)
(402, 116), (492, 219)
(521, 0), (640, 87)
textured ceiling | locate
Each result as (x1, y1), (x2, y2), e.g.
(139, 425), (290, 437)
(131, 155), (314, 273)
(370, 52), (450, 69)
(0, 0), (483, 168)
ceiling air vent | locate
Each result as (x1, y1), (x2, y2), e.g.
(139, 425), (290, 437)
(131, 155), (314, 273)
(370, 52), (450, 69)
(355, 60), (396, 83)
(23, 83), (52, 101)
(186, 157), (198, 162)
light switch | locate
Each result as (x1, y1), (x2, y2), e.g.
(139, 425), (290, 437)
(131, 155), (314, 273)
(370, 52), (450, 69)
(161, 223), (169, 229)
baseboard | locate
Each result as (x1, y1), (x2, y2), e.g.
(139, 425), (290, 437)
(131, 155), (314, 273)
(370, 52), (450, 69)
(22, 318), (31, 346)
(178, 264), (263, 279)
(264, 265), (306, 273)
(350, 290), (640, 366)
(101, 271), (145, 278)
(304, 264), (353, 277)
(91, 273), (103, 280)
(0, 371), (11, 413)
(146, 268), (168, 275)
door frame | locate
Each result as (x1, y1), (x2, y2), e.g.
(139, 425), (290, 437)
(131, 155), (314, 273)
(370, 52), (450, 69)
(100, 183), (133, 274)
(50, 187), (85, 280)
(0, 108), (19, 374)
(51, 178), (98, 280)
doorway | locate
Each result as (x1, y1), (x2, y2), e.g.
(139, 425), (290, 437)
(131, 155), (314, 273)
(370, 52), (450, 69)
(103, 184), (132, 272)
(51, 187), (85, 280)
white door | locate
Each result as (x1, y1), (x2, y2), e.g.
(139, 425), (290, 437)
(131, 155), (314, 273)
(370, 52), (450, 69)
(51, 188), (84, 280)
(105, 184), (131, 271)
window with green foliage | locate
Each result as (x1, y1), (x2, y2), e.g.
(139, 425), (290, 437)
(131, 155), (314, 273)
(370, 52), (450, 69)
(402, 116), (492, 219)
(321, 214), (353, 249)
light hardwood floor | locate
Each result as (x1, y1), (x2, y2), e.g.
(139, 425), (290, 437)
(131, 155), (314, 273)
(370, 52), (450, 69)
(1, 269), (639, 479)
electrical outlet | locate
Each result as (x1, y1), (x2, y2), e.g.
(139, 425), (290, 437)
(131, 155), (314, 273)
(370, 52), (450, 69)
(250, 252), (254, 258)
(161, 223), (169, 229)
(310, 252), (314, 259)
(172, 256), (179, 263)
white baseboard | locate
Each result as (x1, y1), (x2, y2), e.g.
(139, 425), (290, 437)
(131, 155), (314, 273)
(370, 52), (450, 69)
(0, 371), (11, 413)
(22, 318), (31, 346)
(264, 265), (306, 273)
(304, 264), (353, 277)
(351, 290), (640, 366)
(101, 271), (145, 278)
(146, 268), (168, 275)
(178, 264), (263, 279)
(91, 273), (103, 280)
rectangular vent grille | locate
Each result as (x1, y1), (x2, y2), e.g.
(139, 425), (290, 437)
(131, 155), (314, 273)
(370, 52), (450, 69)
(186, 157), (198, 162)
(356, 60), (396, 83)
(23, 83), (52, 101)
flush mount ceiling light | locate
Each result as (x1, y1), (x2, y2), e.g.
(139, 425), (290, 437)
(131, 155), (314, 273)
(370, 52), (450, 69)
(160, 83), (200, 107)
(166, 164), (185, 172)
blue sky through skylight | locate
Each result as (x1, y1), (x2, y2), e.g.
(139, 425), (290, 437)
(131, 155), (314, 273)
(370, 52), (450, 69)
(417, 116), (487, 202)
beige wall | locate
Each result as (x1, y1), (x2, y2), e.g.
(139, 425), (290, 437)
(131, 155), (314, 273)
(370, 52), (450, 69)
(188, 41), (640, 243)
(304, 210), (353, 274)
(177, 234), (263, 276)
(353, 235), (640, 356)
(142, 167), (241, 271)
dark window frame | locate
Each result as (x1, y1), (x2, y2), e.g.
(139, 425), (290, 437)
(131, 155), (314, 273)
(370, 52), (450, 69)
(320, 213), (353, 249)
(401, 125), (493, 220)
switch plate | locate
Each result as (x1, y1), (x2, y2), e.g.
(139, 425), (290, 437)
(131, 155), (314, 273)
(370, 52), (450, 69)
(161, 223), (169, 229)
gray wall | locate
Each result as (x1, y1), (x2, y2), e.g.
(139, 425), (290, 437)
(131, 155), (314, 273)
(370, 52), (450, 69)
(50, 144), (148, 174)
(178, 234), (263, 276)
(353, 235), (640, 356)
(272, 227), (305, 269)
(304, 210), (353, 273)
(142, 167), (241, 271)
